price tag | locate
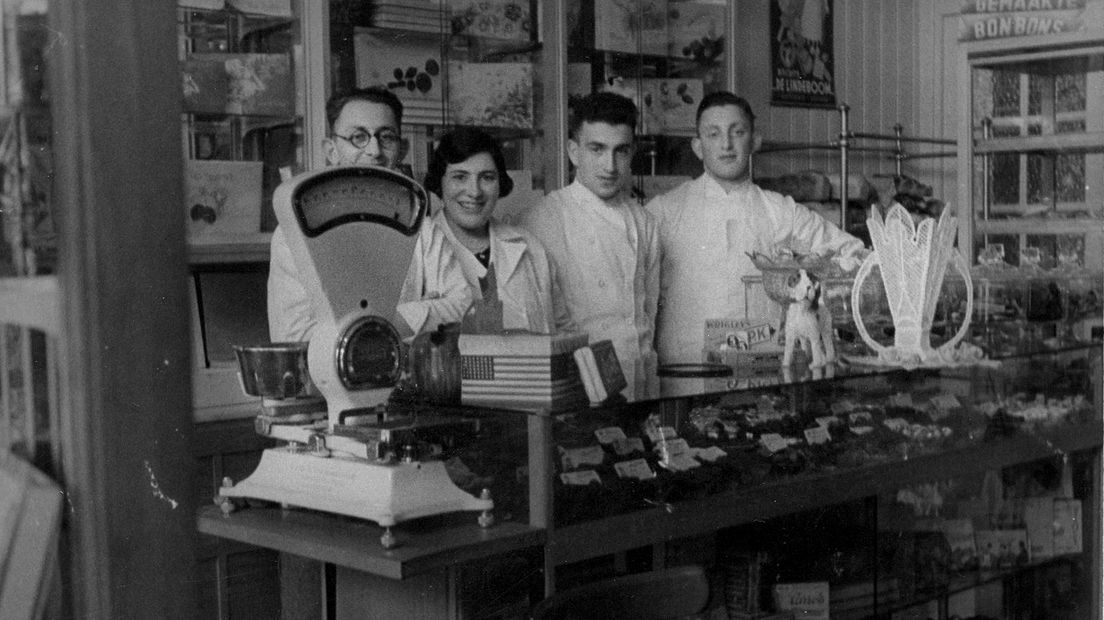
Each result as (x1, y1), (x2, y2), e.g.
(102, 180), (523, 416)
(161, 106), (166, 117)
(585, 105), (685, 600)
(611, 437), (644, 456)
(654, 437), (690, 457)
(614, 458), (655, 480)
(803, 426), (831, 445)
(659, 453), (701, 472)
(694, 446), (728, 463)
(815, 415), (837, 428)
(927, 394), (961, 420)
(559, 470), (602, 486)
(559, 445), (605, 470)
(594, 427), (627, 444)
(759, 433), (789, 453)
(930, 394), (960, 410)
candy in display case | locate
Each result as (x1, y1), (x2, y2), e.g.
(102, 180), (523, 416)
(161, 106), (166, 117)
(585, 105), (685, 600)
(548, 343), (1100, 530)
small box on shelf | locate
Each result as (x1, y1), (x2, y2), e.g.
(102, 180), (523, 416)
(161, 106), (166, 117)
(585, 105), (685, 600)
(184, 159), (264, 239)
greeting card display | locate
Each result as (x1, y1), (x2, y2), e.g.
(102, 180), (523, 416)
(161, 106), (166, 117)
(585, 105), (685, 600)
(369, 3), (446, 33)
(355, 31), (445, 125)
(594, 0), (667, 56)
(450, 0), (533, 41)
(182, 53), (294, 117)
(184, 160), (263, 237)
(447, 62), (533, 128)
(667, 1), (725, 62)
(640, 78), (702, 134)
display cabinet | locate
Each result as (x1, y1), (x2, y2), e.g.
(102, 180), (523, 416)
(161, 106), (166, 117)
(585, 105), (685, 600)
(561, 0), (731, 197)
(178, 2), (314, 422)
(179, 1), (307, 260)
(327, 0), (548, 218)
(326, 0), (735, 205)
(957, 32), (1104, 270)
(536, 342), (1102, 618)
(199, 340), (1102, 619)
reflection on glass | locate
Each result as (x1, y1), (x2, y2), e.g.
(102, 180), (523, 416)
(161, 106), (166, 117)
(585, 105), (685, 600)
(991, 70), (1020, 117)
(0, 3), (54, 277)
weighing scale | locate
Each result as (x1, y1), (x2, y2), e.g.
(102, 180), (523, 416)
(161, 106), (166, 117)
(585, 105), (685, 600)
(216, 165), (493, 548)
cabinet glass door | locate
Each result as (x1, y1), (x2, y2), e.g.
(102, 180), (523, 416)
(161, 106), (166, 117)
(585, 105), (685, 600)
(329, 0), (545, 220)
(566, 0), (730, 201)
(968, 41), (1104, 268)
(179, 2), (304, 240)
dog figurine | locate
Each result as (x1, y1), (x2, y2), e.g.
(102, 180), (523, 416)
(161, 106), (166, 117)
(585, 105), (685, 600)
(782, 269), (835, 367)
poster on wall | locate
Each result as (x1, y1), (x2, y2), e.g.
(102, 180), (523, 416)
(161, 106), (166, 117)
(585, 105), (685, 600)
(770, 0), (837, 109)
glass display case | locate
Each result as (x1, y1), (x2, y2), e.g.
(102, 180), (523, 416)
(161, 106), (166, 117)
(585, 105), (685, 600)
(533, 341), (1101, 617)
(179, 2), (304, 249)
(328, 0), (547, 218)
(198, 339), (1102, 618)
(958, 32), (1104, 270)
(562, 0), (730, 198)
(326, 0), (734, 205)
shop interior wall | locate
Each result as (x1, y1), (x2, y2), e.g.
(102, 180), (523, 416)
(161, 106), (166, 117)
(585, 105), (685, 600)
(734, 0), (961, 205)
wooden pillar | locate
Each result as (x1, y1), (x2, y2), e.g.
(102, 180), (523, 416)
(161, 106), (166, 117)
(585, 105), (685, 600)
(49, 0), (195, 617)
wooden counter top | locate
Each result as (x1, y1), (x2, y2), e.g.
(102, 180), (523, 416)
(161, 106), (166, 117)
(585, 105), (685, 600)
(197, 505), (544, 580)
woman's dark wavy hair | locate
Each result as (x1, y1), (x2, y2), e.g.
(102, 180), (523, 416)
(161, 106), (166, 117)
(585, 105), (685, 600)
(424, 127), (514, 198)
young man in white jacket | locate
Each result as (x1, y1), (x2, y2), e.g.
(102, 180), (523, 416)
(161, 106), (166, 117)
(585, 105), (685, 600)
(519, 92), (660, 401)
(266, 87), (470, 342)
(646, 91), (865, 366)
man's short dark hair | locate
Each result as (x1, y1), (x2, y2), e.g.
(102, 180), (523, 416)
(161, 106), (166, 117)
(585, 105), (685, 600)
(424, 127), (514, 198)
(569, 92), (637, 140)
(325, 87), (404, 131)
(695, 91), (756, 131)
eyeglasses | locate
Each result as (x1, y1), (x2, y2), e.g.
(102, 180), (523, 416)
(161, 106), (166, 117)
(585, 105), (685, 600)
(335, 128), (401, 150)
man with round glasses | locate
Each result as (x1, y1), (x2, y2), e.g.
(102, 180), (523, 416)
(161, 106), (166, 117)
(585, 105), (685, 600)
(268, 86), (471, 342)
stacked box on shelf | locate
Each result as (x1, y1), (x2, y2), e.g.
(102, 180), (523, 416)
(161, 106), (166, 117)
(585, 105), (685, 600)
(368, 3), (445, 33)
(459, 332), (589, 411)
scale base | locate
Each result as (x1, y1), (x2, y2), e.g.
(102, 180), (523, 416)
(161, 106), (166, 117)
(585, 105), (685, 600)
(216, 448), (493, 547)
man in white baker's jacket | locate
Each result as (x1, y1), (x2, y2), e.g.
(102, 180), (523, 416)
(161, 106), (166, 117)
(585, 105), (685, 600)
(645, 91), (865, 366)
(267, 86), (470, 342)
(519, 92), (660, 401)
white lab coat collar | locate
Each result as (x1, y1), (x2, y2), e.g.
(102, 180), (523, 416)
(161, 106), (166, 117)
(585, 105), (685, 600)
(697, 173), (756, 201)
(432, 210), (528, 293)
(567, 179), (633, 212)
(489, 224), (528, 287)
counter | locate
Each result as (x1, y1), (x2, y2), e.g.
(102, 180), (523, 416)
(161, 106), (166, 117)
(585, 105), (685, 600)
(196, 340), (1103, 619)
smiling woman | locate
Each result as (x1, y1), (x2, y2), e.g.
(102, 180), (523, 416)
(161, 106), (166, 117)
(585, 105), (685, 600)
(422, 127), (571, 335)
(425, 128), (512, 256)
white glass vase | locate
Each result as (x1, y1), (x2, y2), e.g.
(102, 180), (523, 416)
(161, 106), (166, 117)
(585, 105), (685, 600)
(850, 204), (973, 366)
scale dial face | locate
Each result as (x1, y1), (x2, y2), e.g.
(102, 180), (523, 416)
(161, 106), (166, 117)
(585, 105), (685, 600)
(294, 166), (426, 238)
(334, 316), (403, 390)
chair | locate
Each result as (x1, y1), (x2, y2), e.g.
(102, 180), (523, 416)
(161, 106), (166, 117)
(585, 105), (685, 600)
(530, 565), (711, 620)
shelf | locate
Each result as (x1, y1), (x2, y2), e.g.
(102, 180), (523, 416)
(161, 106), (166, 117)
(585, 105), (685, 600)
(973, 132), (1104, 155)
(188, 232), (272, 264)
(547, 421), (1103, 565)
(975, 218), (1104, 236)
(841, 554), (1086, 619)
(197, 505), (545, 580)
